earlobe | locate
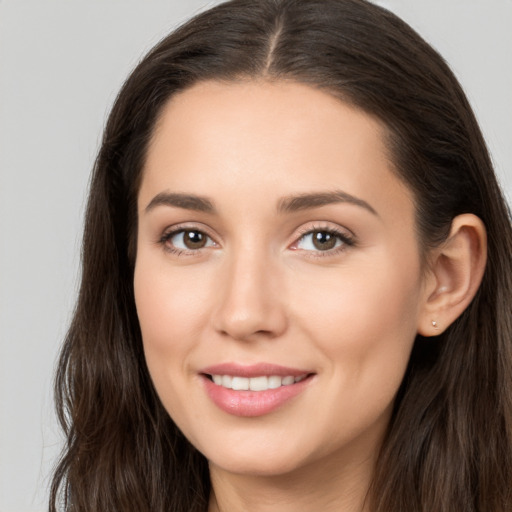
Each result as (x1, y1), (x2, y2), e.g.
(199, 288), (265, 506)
(418, 214), (487, 336)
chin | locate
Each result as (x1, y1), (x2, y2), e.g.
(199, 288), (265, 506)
(207, 451), (307, 478)
(197, 429), (320, 478)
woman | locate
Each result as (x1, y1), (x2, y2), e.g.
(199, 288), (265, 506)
(50, 0), (512, 510)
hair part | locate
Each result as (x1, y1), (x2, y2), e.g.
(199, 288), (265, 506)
(51, 1), (512, 510)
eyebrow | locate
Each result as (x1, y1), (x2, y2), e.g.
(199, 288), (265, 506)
(278, 190), (378, 216)
(145, 192), (216, 214)
(144, 189), (377, 216)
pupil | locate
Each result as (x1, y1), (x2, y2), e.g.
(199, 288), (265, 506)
(184, 231), (206, 249)
(313, 231), (336, 250)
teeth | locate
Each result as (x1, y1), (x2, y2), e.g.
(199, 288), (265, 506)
(231, 376), (249, 391)
(210, 374), (307, 391)
(268, 376), (282, 389)
(249, 376), (268, 391)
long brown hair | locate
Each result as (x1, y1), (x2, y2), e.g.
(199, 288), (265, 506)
(50, 0), (512, 510)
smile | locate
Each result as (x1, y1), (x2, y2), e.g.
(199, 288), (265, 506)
(210, 374), (308, 391)
(200, 363), (315, 417)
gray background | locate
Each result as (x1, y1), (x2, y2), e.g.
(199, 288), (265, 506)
(0, 1), (510, 510)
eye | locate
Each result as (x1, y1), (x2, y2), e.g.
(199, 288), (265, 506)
(161, 228), (216, 253)
(293, 228), (354, 253)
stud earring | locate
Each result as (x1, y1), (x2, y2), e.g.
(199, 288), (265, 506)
(432, 320), (438, 328)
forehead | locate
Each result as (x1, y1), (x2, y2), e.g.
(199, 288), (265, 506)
(148, 80), (389, 171)
(140, 80), (414, 227)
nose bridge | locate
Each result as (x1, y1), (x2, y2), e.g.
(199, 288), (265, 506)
(213, 241), (287, 340)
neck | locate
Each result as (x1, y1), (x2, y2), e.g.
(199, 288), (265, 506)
(208, 449), (375, 512)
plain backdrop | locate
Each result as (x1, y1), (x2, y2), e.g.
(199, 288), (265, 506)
(0, 1), (510, 510)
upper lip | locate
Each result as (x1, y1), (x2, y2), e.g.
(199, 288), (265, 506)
(200, 362), (313, 378)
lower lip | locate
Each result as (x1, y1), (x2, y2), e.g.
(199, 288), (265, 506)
(202, 375), (313, 417)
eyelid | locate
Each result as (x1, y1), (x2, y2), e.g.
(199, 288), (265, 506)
(289, 222), (356, 255)
(293, 222), (355, 239)
(155, 221), (355, 258)
(157, 222), (219, 254)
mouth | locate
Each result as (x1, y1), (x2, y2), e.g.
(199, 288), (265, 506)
(205, 373), (309, 391)
(199, 363), (315, 417)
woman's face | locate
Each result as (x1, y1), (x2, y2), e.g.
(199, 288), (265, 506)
(134, 80), (430, 477)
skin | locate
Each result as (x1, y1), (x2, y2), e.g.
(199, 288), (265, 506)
(134, 80), (436, 512)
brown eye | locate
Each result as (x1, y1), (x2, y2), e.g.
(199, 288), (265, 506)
(294, 228), (353, 254)
(182, 230), (207, 249)
(164, 229), (215, 252)
(311, 230), (337, 250)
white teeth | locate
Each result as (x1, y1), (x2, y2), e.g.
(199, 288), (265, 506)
(249, 376), (268, 391)
(231, 376), (249, 391)
(211, 374), (307, 391)
(268, 376), (282, 389)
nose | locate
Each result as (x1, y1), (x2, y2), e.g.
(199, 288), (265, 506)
(212, 248), (288, 341)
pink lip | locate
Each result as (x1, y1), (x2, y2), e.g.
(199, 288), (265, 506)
(200, 362), (310, 378)
(200, 362), (315, 417)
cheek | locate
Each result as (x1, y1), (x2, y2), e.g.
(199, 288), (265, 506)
(133, 259), (214, 424)
(291, 250), (422, 383)
(134, 259), (212, 354)
(288, 259), (421, 451)
(133, 259), (216, 420)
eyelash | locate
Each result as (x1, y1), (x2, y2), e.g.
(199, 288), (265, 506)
(158, 225), (217, 257)
(158, 224), (355, 258)
(292, 225), (355, 258)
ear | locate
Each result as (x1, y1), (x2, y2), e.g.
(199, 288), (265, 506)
(417, 214), (487, 336)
